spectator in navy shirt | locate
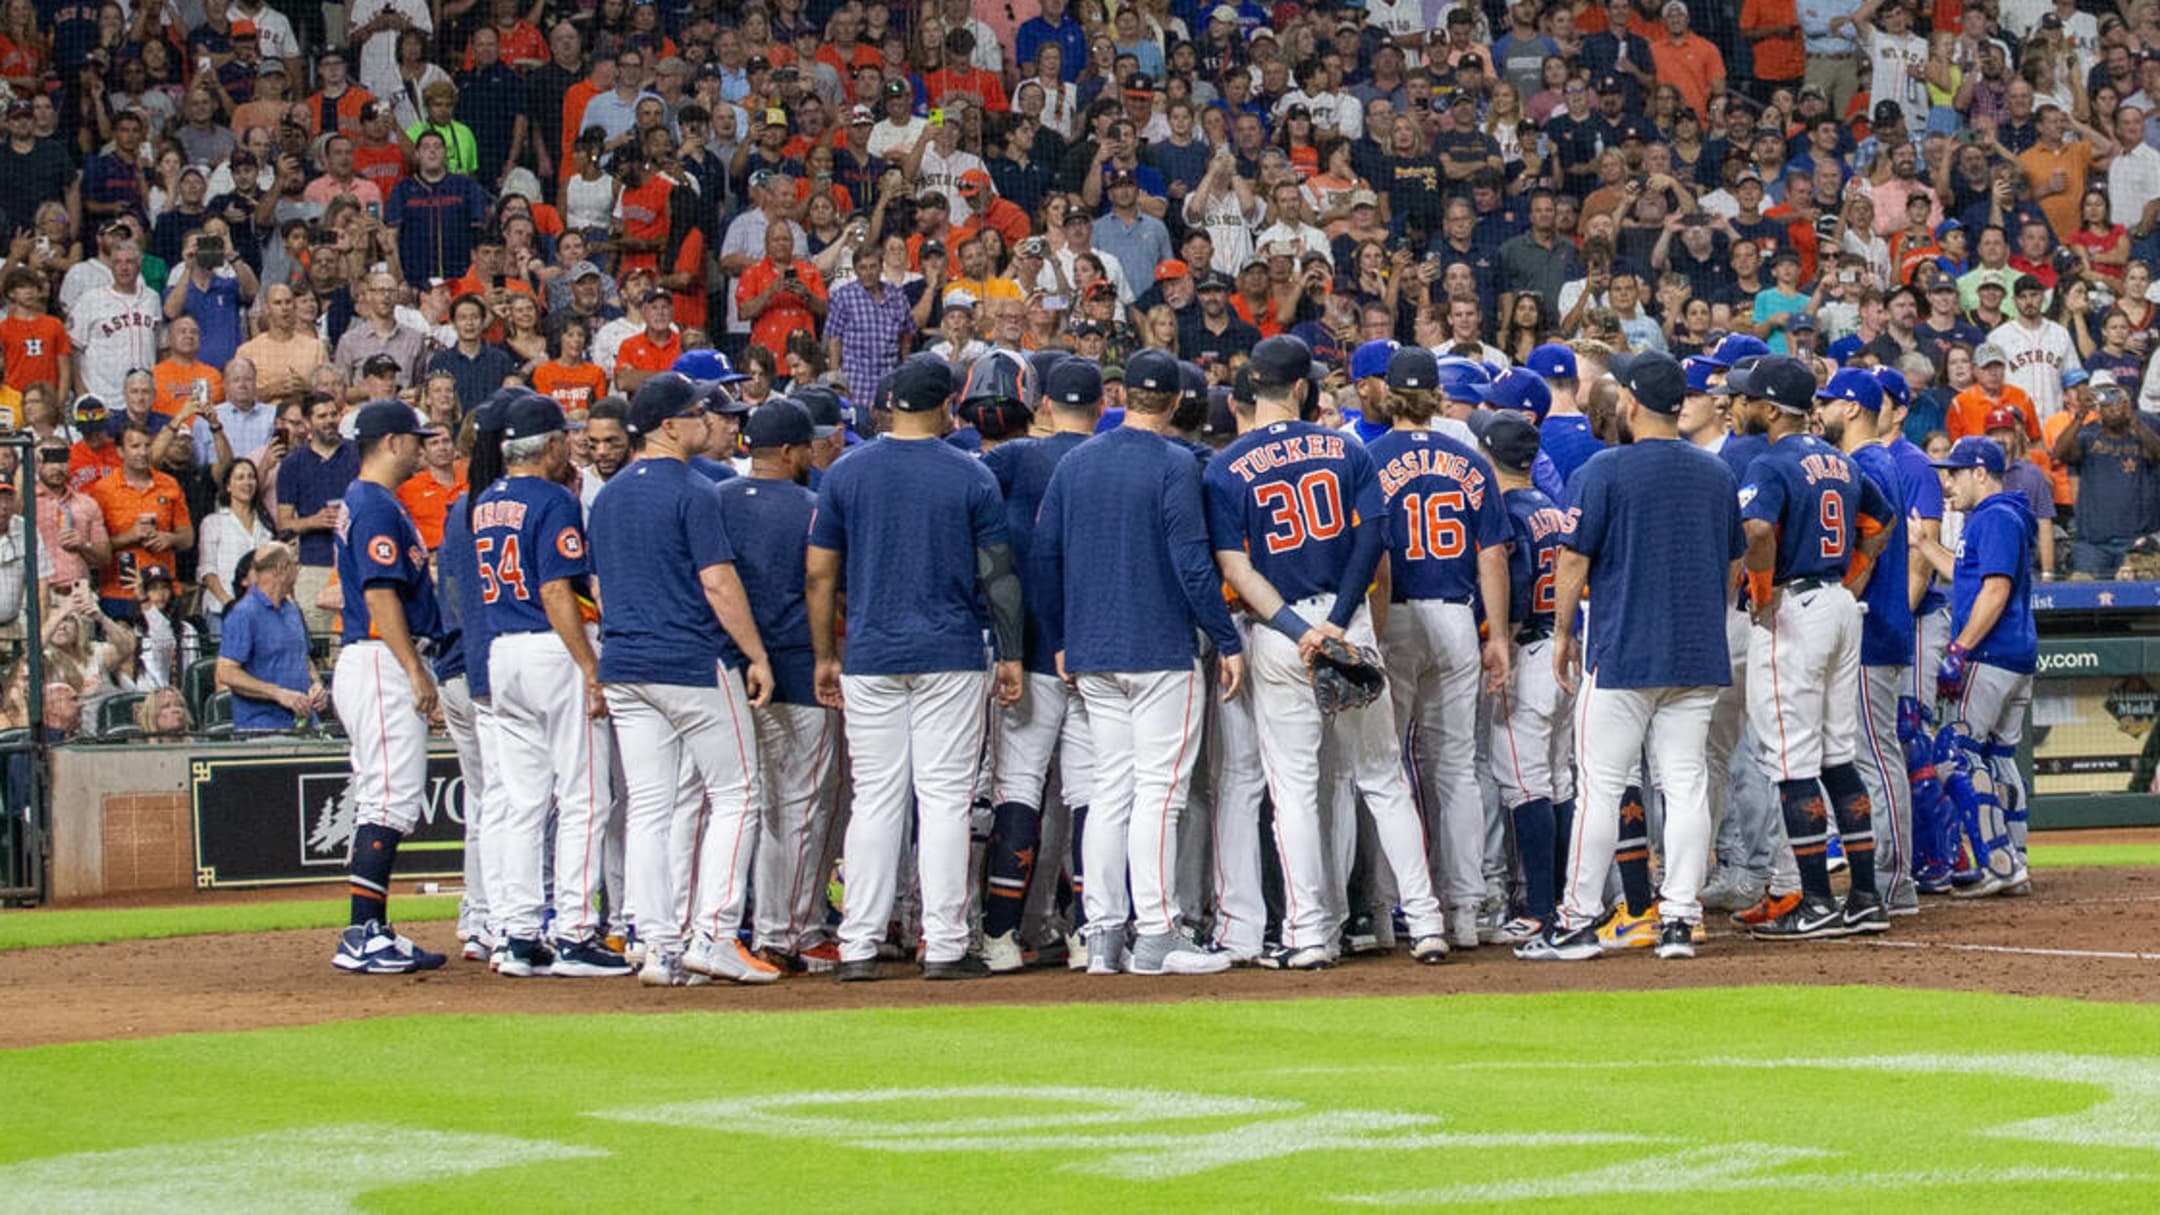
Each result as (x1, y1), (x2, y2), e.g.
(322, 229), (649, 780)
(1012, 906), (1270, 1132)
(84, 110), (150, 226)
(2052, 383), (2160, 577)
(275, 394), (358, 636)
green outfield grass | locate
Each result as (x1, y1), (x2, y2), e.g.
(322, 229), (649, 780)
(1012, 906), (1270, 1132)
(0, 987), (2155, 1211)
(0, 895), (460, 952)
(2025, 844), (2160, 870)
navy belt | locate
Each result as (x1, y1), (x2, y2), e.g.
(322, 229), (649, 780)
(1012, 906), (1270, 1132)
(1515, 624), (1552, 646)
(1778, 576), (1828, 594)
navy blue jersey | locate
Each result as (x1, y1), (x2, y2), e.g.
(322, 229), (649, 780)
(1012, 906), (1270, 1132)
(1365, 428), (1510, 604)
(590, 457), (739, 686)
(1715, 431), (1769, 486)
(809, 436), (1006, 676)
(690, 455), (738, 482)
(1565, 440), (1744, 689)
(1739, 435), (1894, 584)
(335, 479), (444, 646)
(1502, 486), (1569, 631)
(1850, 443), (1914, 667)
(984, 431), (1088, 675)
(1952, 490), (2039, 674)
(1889, 436), (1947, 615)
(433, 494), (493, 694)
(1204, 420), (1387, 629)
(714, 475), (820, 707)
(472, 476), (591, 636)
(1540, 414), (1603, 483)
(1034, 428), (1242, 673)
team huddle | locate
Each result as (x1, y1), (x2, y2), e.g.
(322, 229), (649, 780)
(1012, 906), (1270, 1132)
(323, 325), (2039, 981)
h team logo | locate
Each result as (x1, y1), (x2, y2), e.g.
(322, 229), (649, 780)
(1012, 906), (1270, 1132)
(369, 536), (399, 565)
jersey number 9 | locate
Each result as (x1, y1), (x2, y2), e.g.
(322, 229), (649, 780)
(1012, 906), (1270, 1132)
(475, 535), (531, 604)
(1256, 471), (1346, 555)
(1398, 490), (1467, 561)
(1818, 494), (1846, 561)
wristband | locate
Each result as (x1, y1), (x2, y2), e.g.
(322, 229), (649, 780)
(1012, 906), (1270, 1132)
(1269, 605), (1310, 641)
(1746, 568), (1774, 609)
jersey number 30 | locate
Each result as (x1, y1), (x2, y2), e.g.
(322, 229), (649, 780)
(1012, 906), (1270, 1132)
(1256, 471), (1345, 554)
(475, 535), (530, 604)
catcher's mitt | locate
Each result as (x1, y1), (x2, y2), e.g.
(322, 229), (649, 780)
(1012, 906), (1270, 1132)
(1312, 637), (1386, 714)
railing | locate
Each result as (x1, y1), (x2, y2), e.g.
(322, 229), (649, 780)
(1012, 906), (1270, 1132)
(2, 429), (44, 904)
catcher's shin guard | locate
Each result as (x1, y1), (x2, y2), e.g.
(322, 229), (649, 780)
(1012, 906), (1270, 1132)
(1936, 726), (2013, 880)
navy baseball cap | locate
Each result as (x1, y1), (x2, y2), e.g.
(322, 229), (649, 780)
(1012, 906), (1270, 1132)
(1932, 435), (2007, 476)
(746, 398), (817, 447)
(1473, 366), (1552, 418)
(891, 353), (957, 412)
(1027, 349), (1072, 409)
(627, 372), (706, 434)
(1125, 348), (1181, 393)
(1178, 359), (1209, 407)
(1703, 333), (1771, 369)
(1433, 356), (1493, 403)
(353, 399), (439, 438)
(1870, 366), (1912, 408)
(501, 393), (567, 439)
(1350, 339), (1399, 382)
(1719, 354), (1816, 414)
(1045, 358), (1104, 405)
(791, 384), (847, 437)
(1817, 367), (1884, 412)
(1610, 351), (1689, 415)
(1682, 355), (1718, 394)
(1247, 335), (1313, 388)
(1525, 343), (1577, 380)
(1478, 410), (1541, 472)
(1387, 346), (1439, 390)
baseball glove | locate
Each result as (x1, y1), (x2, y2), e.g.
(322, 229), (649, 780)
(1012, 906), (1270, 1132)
(1312, 637), (1386, 715)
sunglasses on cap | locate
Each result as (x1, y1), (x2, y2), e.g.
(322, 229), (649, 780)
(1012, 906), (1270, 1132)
(38, 447), (67, 464)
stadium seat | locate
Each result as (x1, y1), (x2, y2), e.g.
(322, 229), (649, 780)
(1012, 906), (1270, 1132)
(204, 691), (233, 739)
(182, 658), (219, 723)
(96, 693), (145, 737)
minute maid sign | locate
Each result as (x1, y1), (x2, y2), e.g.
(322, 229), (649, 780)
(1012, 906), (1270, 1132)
(189, 749), (468, 888)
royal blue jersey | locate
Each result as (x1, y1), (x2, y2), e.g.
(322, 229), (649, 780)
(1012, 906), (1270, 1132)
(1739, 434), (1893, 584)
(590, 457), (739, 687)
(1540, 414), (1603, 484)
(433, 494), (493, 694)
(809, 436), (1007, 676)
(335, 478), (444, 646)
(1204, 420), (1387, 630)
(714, 475), (820, 707)
(1889, 436), (1947, 615)
(1365, 428), (1510, 604)
(1502, 486), (1569, 631)
(1952, 490), (2038, 675)
(984, 431), (1088, 676)
(1850, 443), (1914, 667)
(472, 475), (591, 637)
(1565, 439), (1744, 689)
(1034, 428), (1242, 673)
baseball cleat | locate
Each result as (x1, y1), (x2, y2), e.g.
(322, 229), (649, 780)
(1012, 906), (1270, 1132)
(983, 930), (1028, 973)
(1128, 932), (1232, 976)
(495, 938), (554, 979)
(835, 958), (881, 982)
(1065, 929), (1089, 972)
(460, 936), (492, 963)
(333, 921), (448, 974)
(1731, 890), (1802, 927)
(684, 937), (783, 984)
(1256, 944), (1331, 970)
(1914, 862), (1955, 895)
(749, 946), (807, 976)
(1653, 920), (1696, 960)
(1595, 905), (1657, 951)
(638, 952), (709, 987)
(1085, 933), (1129, 976)
(1512, 924), (1601, 962)
(796, 941), (842, 973)
(1749, 895), (1851, 941)
(1698, 866), (1764, 912)
(1839, 891), (1890, 934)
(1475, 899), (1511, 945)
(1494, 916), (1545, 945)
(1410, 934), (1450, 964)
(552, 938), (636, 978)
(923, 955), (994, 980)
(1343, 911), (1383, 955)
(1448, 903), (1482, 951)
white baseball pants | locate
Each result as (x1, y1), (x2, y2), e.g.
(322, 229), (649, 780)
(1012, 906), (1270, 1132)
(1955, 660), (2034, 856)
(1747, 584), (1863, 780)
(439, 673), (501, 943)
(333, 640), (433, 834)
(836, 670), (990, 965)
(605, 674), (761, 956)
(1706, 605), (1753, 842)
(488, 631), (617, 943)
(992, 672), (1095, 810)
(1563, 673), (1718, 928)
(1205, 620), (1268, 956)
(1911, 603), (1952, 715)
(1251, 596), (1444, 950)
(1384, 599), (1485, 908)
(1491, 636), (1576, 809)
(1075, 664), (1207, 939)
(752, 700), (842, 954)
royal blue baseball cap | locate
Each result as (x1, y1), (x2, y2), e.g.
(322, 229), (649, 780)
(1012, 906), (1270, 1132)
(1125, 348), (1180, 393)
(1472, 366), (1553, 418)
(1932, 435), (2007, 476)
(1350, 339), (1399, 382)
(1817, 367), (1884, 411)
(1870, 366), (1912, 408)
(1682, 355), (1718, 394)
(501, 393), (568, 439)
(1609, 350), (1689, 414)
(627, 372), (707, 434)
(1386, 346), (1439, 390)
(672, 346), (750, 385)
(1703, 333), (1771, 369)
(1045, 358), (1105, 406)
(1525, 342), (1577, 380)
(1432, 355), (1493, 402)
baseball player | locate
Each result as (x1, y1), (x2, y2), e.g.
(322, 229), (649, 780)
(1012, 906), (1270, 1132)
(1370, 345), (1512, 948)
(1034, 351), (1245, 976)
(1344, 340), (1397, 442)
(590, 372), (780, 987)
(329, 400), (451, 975)
(978, 356), (1097, 974)
(434, 395), (513, 964)
(1920, 436), (2038, 897)
(718, 399), (845, 974)
(474, 394), (628, 978)
(809, 352), (1024, 982)
(1527, 343), (1602, 483)
(1477, 411), (1575, 940)
(1723, 359), (1896, 939)
(1817, 367), (1920, 917)
(1203, 335), (1451, 969)
(1526, 351), (1744, 963)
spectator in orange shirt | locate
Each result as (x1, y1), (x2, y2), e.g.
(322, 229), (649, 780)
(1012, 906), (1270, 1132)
(1947, 341), (2040, 443)
(88, 422), (194, 618)
(1738, 0), (1803, 95)
(304, 46), (376, 137)
(613, 291), (683, 394)
(956, 168), (1030, 249)
(152, 315), (224, 416)
(465, 0), (548, 70)
(659, 207), (709, 333)
(350, 103), (409, 198)
(68, 398), (123, 492)
(924, 28), (1010, 113)
(396, 427), (464, 549)
(532, 317), (610, 411)
(1646, 1), (1725, 121)
(611, 149), (674, 276)
(0, 267), (69, 397)
(737, 223), (829, 362)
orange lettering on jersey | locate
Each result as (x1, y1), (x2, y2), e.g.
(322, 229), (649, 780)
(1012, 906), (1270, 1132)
(1526, 506), (1568, 541)
(470, 499), (530, 531)
(1798, 452), (1852, 486)
(1228, 433), (1351, 483)
(1376, 447), (1488, 506)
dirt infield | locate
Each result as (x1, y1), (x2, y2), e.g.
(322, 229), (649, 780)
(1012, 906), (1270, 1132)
(0, 863), (2154, 1048)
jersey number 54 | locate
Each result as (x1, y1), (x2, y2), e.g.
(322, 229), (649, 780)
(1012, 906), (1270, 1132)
(475, 536), (531, 604)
